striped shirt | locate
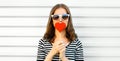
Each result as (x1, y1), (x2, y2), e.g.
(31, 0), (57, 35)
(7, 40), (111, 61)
(37, 38), (84, 61)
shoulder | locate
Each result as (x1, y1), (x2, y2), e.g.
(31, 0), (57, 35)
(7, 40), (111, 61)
(70, 38), (83, 47)
(38, 39), (49, 46)
(73, 38), (83, 48)
(73, 38), (82, 44)
(39, 39), (48, 43)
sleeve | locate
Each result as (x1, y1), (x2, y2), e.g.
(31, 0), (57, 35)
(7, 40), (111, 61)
(36, 39), (46, 61)
(75, 39), (84, 61)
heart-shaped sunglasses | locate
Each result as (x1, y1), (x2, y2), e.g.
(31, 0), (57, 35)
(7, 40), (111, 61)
(51, 14), (70, 20)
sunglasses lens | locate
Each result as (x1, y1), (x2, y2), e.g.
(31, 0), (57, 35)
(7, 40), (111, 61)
(62, 14), (69, 20)
(52, 15), (59, 20)
(52, 14), (69, 20)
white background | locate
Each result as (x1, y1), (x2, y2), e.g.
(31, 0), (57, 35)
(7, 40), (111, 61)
(0, 0), (120, 61)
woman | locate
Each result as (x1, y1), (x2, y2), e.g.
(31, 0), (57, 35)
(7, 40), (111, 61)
(37, 4), (84, 61)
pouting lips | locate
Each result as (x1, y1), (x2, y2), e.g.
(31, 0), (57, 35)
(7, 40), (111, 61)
(55, 22), (66, 32)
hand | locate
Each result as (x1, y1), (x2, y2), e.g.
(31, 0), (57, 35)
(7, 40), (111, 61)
(44, 41), (65, 61)
(58, 41), (67, 59)
(59, 45), (66, 59)
(45, 41), (69, 61)
(50, 41), (61, 55)
(58, 41), (69, 61)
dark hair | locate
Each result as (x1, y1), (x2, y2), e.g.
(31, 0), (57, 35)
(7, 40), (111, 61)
(43, 3), (77, 43)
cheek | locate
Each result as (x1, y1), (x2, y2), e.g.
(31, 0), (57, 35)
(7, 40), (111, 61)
(64, 20), (68, 26)
(52, 20), (57, 27)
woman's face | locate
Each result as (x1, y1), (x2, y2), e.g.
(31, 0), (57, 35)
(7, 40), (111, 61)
(52, 8), (69, 27)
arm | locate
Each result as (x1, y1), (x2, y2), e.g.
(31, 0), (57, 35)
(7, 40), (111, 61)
(75, 39), (84, 61)
(37, 39), (57, 61)
(44, 49), (55, 61)
(59, 54), (69, 61)
(36, 39), (46, 61)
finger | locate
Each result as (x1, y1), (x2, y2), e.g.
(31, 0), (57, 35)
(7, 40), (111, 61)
(52, 43), (64, 51)
(58, 44), (66, 51)
(60, 47), (66, 51)
(53, 41), (66, 51)
(59, 43), (66, 47)
(59, 46), (66, 51)
(58, 42), (63, 45)
(59, 47), (66, 53)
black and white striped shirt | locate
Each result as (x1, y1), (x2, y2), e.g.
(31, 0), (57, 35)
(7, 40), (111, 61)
(37, 38), (84, 61)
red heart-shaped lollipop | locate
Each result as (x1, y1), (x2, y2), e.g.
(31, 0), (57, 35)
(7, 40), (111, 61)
(55, 22), (66, 32)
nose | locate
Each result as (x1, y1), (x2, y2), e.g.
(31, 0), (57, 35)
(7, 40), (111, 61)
(59, 16), (63, 22)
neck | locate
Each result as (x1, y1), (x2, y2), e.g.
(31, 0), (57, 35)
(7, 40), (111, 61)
(54, 29), (69, 44)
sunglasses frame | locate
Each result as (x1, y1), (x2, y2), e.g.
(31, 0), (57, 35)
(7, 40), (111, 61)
(51, 14), (70, 21)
